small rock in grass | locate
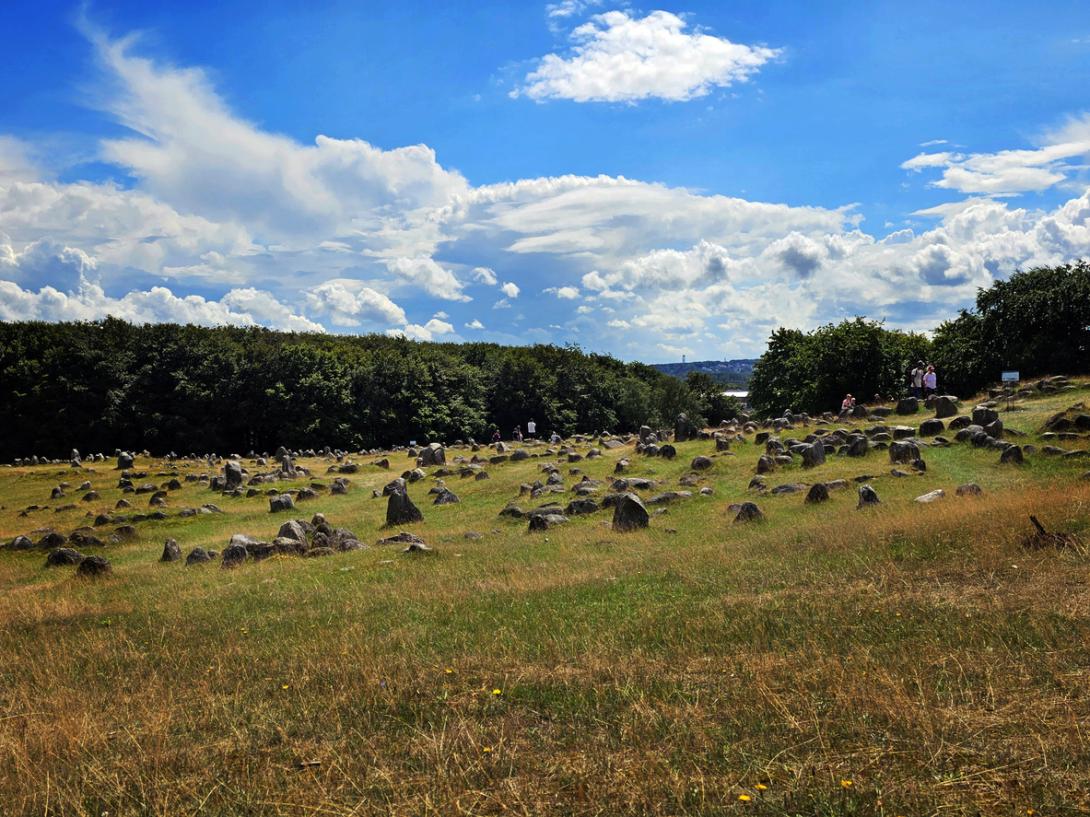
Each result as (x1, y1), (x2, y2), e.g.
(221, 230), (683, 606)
(914, 489), (945, 503)
(76, 555), (111, 578)
(45, 547), (85, 567)
(733, 502), (764, 523)
(857, 485), (880, 508)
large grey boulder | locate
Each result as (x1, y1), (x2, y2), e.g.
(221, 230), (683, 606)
(269, 494), (295, 513)
(419, 443), (446, 467)
(611, 492), (649, 532)
(224, 461), (244, 490)
(277, 520), (308, 543)
(800, 441), (826, 468)
(386, 488), (423, 526)
(919, 418), (945, 437)
(972, 406), (1000, 426)
(934, 396), (960, 419)
(889, 440), (921, 464)
(846, 436), (869, 457)
(895, 397), (919, 415)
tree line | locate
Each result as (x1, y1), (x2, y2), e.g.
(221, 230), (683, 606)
(0, 318), (738, 460)
(2, 261), (1085, 457)
(748, 261), (1090, 416)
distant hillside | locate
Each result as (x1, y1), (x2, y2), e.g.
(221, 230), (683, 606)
(650, 359), (756, 386)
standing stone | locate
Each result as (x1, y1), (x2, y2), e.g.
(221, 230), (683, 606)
(419, 443), (446, 467)
(611, 492), (649, 532)
(847, 436), (869, 457)
(857, 484), (880, 508)
(756, 455), (775, 474)
(272, 521), (305, 545)
(805, 483), (830, 504)
(386, 488), (423, 526)
(117, 452), (134, 470)
(281, 454), (296, 476)
(185, 547), (212, 566)
(889, 440), (921, 464)
(999, 445), (1024, 465)
(801, 441), (826, 468)
(675, 413), (696, 443)
(956, 483), (983, 496)
(972, 406), (1000, 426)
(895, 397), (919, 415)
(221, 541), (248, 568)
(160, 538), (181, 562)
(224, 461), (244, 490)
(690, 456), (713, 471)
(269, 493), (295, 513)
(934, 396), (960, 419)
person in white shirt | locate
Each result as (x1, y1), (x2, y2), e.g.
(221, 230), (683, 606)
(910, 361), (926, 398)
(526, 418), (537, 438)
(923, 365), (938, 396)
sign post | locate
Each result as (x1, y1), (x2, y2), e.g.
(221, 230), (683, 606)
(1001, 371), (1019, 411)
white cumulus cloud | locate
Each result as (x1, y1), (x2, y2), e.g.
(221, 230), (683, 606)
(516, 10), (780, 103)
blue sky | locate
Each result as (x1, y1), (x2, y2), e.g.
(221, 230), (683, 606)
(2, 1), (1090, 360)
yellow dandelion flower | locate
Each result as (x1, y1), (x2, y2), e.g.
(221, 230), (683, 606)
(840, 779), (853, 789)
(755, 783), (768, 791)
(492, 688), (502, 696)
(444, 667), (454, 675)
(281, 684), (290, 690)
(738, 794), (751, 802)
(1026, 810), (1035, 816)
(482, 746), (493, 754)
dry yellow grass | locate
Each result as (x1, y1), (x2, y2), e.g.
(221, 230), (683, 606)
(2, 387), (1090, 815)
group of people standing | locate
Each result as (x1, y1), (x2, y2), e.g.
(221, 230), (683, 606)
(838, 361), (940, 415)
(490, 418), (560, 444)
(910, 360), (939, 398)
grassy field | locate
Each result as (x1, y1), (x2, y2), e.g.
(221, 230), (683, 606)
(2, 387), (1090, 816)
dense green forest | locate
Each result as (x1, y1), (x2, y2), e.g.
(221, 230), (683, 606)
(748, 261), (1090, 416)
(1, 262), (1086, 457)
(0, 320), (737, 460)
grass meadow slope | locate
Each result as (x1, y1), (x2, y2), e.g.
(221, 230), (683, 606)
(2, 385), (1090, 816)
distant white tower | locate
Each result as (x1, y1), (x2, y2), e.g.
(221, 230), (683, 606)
(682, 354), (686, 364)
